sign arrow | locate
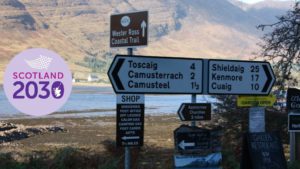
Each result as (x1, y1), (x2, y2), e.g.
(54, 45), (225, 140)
(141, 20), (146, 37)
(178, 105), (185, 121)
(108, 56), (275, 95)
(111, 58), (125, 91)
(122, 136), (140, 141)
(108, 55), (203, 94)
(262, 64), (273, 93)
(208, 60), (276, 95)
(179, 140), (195, 150)
(177, 103), (211, 121)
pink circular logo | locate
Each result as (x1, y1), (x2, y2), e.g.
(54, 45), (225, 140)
(4, 48), (72, 116)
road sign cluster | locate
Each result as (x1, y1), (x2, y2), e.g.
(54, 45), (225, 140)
(108, 55), (275, 95)
(109, 11), (278, 169)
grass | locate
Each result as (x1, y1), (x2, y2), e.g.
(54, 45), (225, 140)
(1, 146), (298, 169)
(288, 161), (300, 169)
(0, 108), (293, 169)
(0, 144), (122, 169)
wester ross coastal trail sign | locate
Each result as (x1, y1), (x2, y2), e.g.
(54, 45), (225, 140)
(110, 11), (148, 48)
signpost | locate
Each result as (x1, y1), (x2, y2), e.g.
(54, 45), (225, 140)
(116, 94), (144, 147)
(108, 57), (276, 95)
(174, 125), (222, 169)
(289, 114), (300, 132)
(177, 103), (211, 121)
(287, 88), (300, 161)
(110, 11), (149, 169)
(110, 11), (148, 48)
(287, 88), (300, 111)
(240, 132), (287, 169)
(109, 14), (277, 167)
(108, 56), (276, 169)
(237, 95), (276, 107)
(208, 60), (275, 95)
(237, 95), (276, 133)
(174, 125), (222, 154)
(249, 107), (265, 133)
(108, 55), (203, 94)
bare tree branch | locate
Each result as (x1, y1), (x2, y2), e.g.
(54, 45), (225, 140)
(258, 2), (300, 89)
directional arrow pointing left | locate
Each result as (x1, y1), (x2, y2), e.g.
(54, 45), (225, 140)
(108, 58), (125, 91)
(178, 104), (185, 121)
(177, 103), (211, 121)
(122, 136), (140, 141)
(108, 55), (204, 94)
(178, 140), (195, 150)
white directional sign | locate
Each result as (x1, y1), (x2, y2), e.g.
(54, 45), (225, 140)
(108, 55), (203, 94)
(208, 60), (275, 95)
(108, 56), (276, 95)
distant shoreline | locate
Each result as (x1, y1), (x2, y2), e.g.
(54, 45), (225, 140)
(72, 82), (111, 87)
(0, 83), (111, 88)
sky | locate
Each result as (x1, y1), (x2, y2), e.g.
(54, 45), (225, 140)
(239, 0), (292, 4)
(239, 0), (263, 3)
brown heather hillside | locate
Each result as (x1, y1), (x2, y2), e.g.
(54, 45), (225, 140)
(0, 0), (293, 83)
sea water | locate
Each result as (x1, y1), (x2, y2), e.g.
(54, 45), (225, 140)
(0, 86), (218, 118)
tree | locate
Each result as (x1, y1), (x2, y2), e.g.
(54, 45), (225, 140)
(257, 2), (300, 89)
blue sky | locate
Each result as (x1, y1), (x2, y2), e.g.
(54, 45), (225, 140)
(239, 0), (290, 4)
(239, 0), (264, 3)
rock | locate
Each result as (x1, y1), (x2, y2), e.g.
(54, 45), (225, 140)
(0, 122), (66, 144)
(25, 127), (44, 135)
(46, 126), (65, 133)
(0, 121), (17, 131)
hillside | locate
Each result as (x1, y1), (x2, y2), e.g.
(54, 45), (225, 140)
(0, 0), (294, 83)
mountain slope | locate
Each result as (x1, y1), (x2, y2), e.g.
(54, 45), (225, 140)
(0, 0), (293, 83)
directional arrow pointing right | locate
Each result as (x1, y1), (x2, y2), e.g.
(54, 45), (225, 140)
(262, 64), (274, 93)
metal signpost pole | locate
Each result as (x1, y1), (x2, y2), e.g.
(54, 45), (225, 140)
(110, 11), (148, 169)
(290, 132), (295, 161)
(124, 48), (133, 169)
(296, 132), (300, 161)
(191, 94), (196, 127)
